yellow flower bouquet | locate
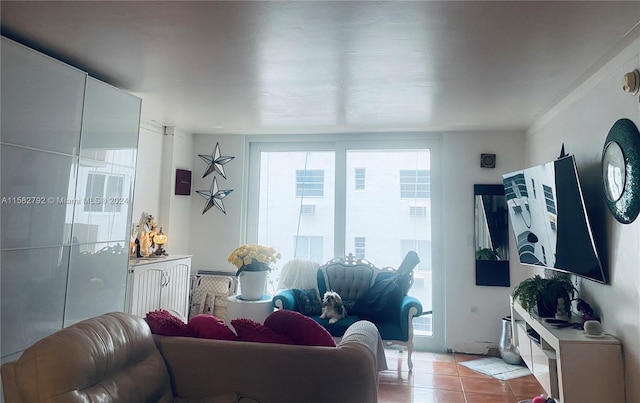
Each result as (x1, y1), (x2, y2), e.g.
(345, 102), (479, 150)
(228, 244), (281, 276)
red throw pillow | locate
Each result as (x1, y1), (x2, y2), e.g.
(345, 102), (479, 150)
(145, 309), (193, 337)
(188, 314), (238, 341)
(264, 310), (336, 347)
(231, 318), (295, 345)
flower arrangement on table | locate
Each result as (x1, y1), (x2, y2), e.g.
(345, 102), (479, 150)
(228, 244), (281, 276)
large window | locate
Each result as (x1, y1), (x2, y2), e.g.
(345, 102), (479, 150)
(254, 151), (335, 267)
(247, 139), (443, 348)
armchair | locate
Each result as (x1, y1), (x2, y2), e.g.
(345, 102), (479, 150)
(274, 253), (426, 370)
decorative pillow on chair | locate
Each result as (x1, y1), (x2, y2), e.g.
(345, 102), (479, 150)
(231, 318), (295, 345)
(188, 314), (238, 341)
(264, 310), (336, 347)
(145, 309), (193, 337)
(292, 288), (323, 315)
(354, 276), (403, 320)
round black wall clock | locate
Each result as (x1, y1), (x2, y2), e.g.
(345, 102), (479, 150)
(602, 118), (640, 224)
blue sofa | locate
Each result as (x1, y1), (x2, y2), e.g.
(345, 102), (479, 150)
(273, 254), (424, 370)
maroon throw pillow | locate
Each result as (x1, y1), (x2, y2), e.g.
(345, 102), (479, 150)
(231, 318), (295, 345)
(188, 314), (238, 341)
(145, 309), (193, 337)
(264, 310), (336, 347)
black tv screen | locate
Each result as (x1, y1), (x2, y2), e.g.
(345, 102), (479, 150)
(502, 155), (607, 283)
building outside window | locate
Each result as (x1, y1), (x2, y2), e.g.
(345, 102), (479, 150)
(400, 170), (430, 198)
(296, 169), (324, 197)
(300, 204), (316, 214)
(354, 236), (366, 259)
(355, 168), (366, 190)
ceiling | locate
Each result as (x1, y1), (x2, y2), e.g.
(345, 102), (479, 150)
(1, 1), (639, 135)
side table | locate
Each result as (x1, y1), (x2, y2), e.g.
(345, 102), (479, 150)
(226, 295), (274, 326)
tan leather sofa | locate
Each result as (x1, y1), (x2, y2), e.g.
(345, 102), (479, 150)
(1, 312), (385, 403)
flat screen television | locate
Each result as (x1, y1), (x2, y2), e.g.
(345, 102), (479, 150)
(502, 155), (607, 283)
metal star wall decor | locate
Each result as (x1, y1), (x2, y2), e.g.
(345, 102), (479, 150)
(198, 142), (234, 179)
(196, 176), (233, 214)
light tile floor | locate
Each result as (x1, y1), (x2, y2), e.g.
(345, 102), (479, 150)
(379, 349), (546, 403)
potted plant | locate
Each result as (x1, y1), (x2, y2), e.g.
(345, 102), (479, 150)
(512, 274), (576, 317)
(228, 244), (281, 300)
(476, 247), (500, 260)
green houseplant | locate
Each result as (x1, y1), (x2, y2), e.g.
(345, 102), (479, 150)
(512, 274), (576, 317)
(476, 247), (500, 261)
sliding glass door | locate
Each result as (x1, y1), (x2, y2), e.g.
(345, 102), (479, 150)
(246, 138), (443, 351)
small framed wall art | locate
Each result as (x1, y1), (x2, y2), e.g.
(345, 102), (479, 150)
(480, 153), (496, 168)
(175, 169), (192, 195)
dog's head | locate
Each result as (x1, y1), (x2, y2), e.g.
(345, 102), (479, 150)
(322, 291), (343, 307)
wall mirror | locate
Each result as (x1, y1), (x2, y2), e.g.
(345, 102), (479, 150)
(474, 184), (510, 287)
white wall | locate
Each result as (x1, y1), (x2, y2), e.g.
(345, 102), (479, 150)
(161, 127), (195, 255)
(132, 121), (164, 229)
(190, 134), (247, 272)
(527, 36), (640, 403)
(133, 123), (194, 256)
(442, 131), (527, 353)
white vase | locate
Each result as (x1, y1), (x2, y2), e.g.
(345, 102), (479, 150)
(239, 270), (268, 300)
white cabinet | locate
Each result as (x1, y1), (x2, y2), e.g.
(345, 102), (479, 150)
(511, 298), (624, 403)
(127, 256), (192, 321)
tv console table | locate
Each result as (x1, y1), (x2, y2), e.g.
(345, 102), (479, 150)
(510, 298), (624, 403)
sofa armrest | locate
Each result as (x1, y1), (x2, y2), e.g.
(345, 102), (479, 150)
(155, 335), (379, 403)
(399, 295), (423, 338)
(1, 362), (21, 403)
(340, 320), (388, 371)
(272, 289), (297, 310)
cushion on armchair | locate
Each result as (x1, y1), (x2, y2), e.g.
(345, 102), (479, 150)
(354, 251), (419, 320)
(354, 276), (405, 320)
(292, 288), (323, 315)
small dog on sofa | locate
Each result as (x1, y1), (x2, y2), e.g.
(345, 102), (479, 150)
(320, 291), (347, 324)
